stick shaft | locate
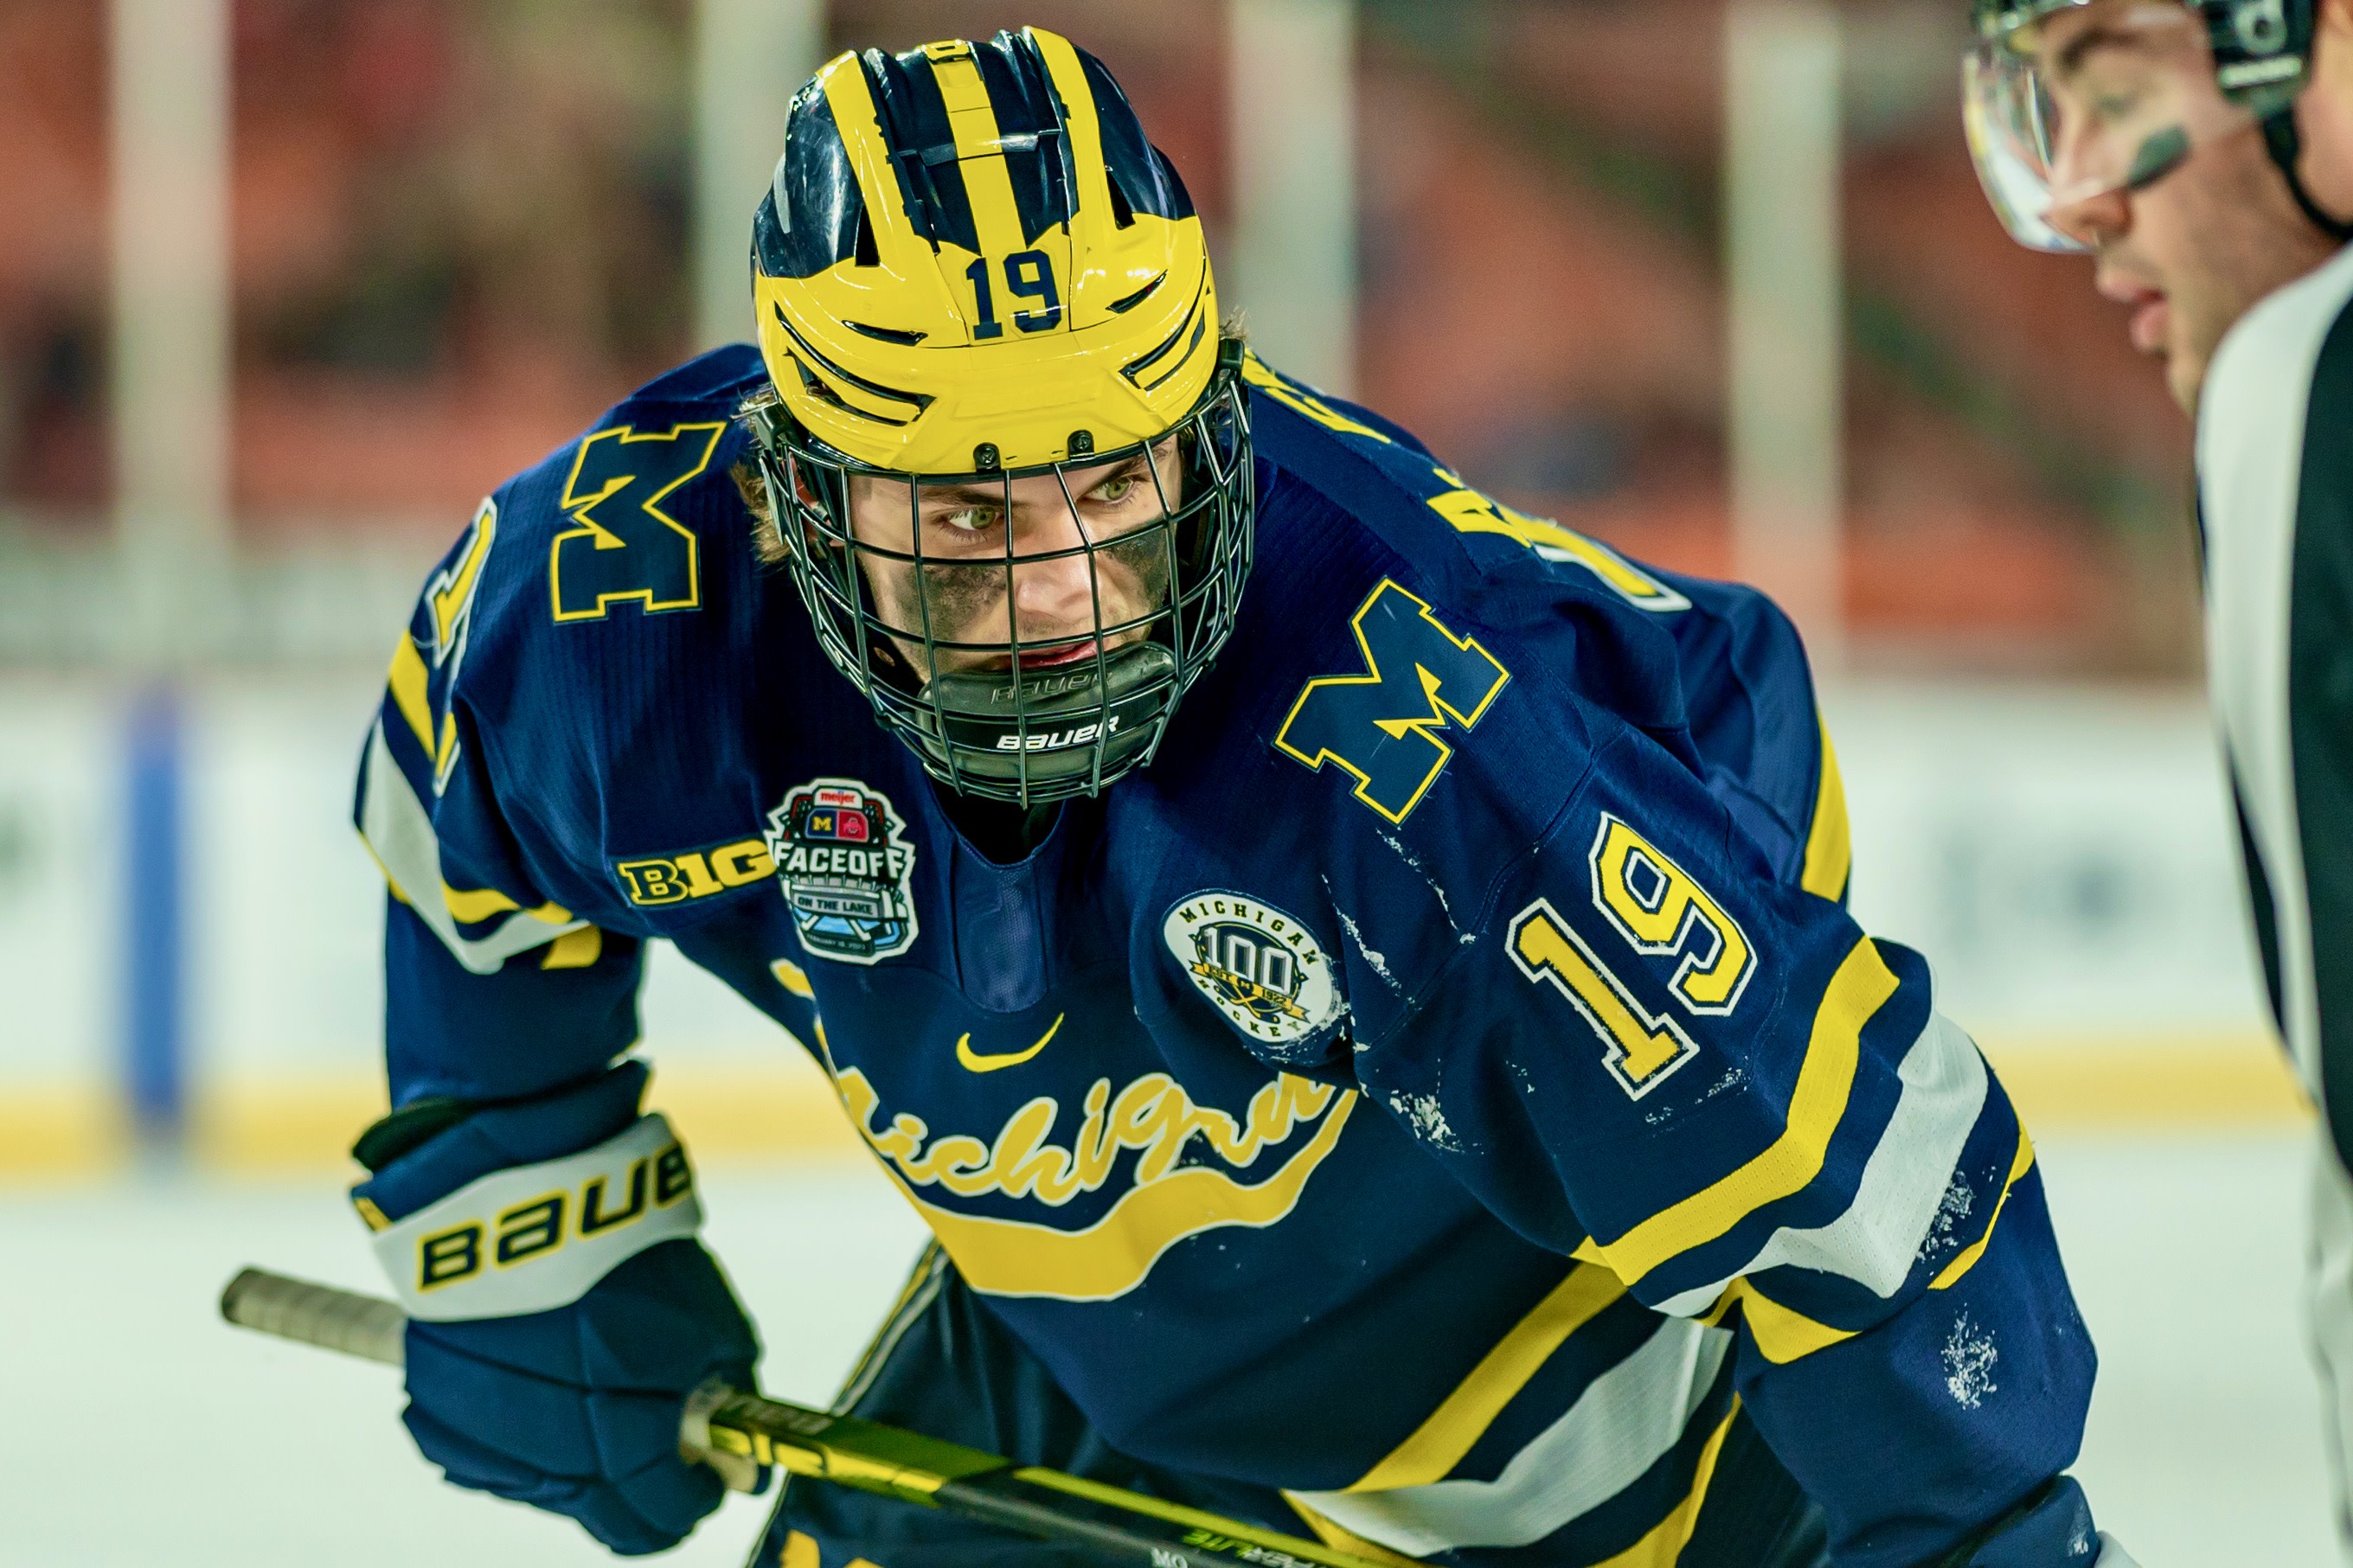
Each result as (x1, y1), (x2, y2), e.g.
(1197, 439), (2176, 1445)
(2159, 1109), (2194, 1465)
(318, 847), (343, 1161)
(220, 1268), (1387, 1568)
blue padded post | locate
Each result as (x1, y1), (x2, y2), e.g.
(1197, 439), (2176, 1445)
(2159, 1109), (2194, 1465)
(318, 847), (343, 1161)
(125, 684), (186, 1152)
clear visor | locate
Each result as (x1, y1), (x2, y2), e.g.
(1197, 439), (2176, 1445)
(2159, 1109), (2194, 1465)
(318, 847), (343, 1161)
(1965, 3), (2254, 253)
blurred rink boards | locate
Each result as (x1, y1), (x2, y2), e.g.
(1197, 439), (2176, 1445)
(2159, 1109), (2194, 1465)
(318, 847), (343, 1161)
(0, 672), (857, 1173)
(0, 670), (2305, 1176)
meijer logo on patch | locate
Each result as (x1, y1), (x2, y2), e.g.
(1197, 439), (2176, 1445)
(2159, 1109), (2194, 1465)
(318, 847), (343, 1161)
(766, 778), (920, 964)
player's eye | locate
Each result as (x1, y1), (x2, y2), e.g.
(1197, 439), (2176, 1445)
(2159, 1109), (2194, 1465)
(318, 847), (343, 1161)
(1090, 474), (1142, 505)
(2087, 88), (2142, 128)
(938, 507), (1002, 534)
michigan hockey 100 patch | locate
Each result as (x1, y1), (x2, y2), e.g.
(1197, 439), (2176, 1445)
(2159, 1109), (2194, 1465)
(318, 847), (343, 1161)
(765, 778), (920, 964)
(1164, 893), (1341, 1045)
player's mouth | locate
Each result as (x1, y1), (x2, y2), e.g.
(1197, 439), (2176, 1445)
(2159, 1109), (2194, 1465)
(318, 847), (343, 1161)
(1007, 637), (1103, 671)
(2125, 293), (2170, 355)
(2100, 273), (2171, 357)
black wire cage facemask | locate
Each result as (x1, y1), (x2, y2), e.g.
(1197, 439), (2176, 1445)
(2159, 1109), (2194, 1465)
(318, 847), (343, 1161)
(744, 337), (1255, 806)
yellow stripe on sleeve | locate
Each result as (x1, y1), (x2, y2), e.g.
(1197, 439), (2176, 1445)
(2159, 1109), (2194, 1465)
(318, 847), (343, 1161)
(1711, 1113), (2033, 1366)
(1348, 1263), (1626, 1492)
(1716, 1278), (1856, 1364)
(439, 884), (518, 923)
(1282, 1499), (1425, 1567)
(1930, 1123), (2036, 1292)
(439, 882), (571, 927)
(1589, 938), (1900, 1286)
(1801, 719), (1852, 900)
(1587, 1400), (1741, 1568)
(772, 957), (817, 998)
(540, 925), (603, 970)
(388, 636), (434, 755)
(362, 795), (575, 940)
(430, 503), (497, 647)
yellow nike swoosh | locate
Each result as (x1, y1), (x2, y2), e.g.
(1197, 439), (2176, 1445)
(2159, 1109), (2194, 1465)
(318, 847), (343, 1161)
(957, 1013), (1063, 1073)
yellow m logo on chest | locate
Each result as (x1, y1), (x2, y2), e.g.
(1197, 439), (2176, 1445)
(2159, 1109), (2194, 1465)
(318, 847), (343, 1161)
(1273, 579), (1510, 824)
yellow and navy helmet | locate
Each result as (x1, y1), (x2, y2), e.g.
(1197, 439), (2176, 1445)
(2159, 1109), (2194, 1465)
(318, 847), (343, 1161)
(741, 27), (1253, 805)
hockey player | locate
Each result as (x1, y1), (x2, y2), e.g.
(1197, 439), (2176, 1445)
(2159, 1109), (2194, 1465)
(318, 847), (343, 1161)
(349, 29), (2123, 1568)
(1965, 1), (2353, 1552)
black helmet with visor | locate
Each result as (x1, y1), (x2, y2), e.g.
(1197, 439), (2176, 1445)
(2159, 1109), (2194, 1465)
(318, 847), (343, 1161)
(1965, 0), (2334, 252)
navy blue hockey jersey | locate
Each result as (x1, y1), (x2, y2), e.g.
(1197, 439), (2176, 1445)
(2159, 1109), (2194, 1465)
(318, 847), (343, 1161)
(356, 346), (2093, 1567)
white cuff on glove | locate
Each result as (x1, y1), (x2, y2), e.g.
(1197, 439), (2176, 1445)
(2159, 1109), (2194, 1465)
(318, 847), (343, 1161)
(366, 1112), (703, 1321)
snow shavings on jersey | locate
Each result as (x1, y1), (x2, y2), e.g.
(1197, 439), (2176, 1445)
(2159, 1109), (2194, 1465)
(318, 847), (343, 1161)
(1920, 1169), (1977, 1268)
(1327, 889), (1400, 992)
(1942, 1309), (2000, 1410)
(1254, 1017), (1348, 1070)
(1376, 829), (1475, 946)
(1645, 1065), (1746, 1128)
(1387, 1089), (1464, 1153)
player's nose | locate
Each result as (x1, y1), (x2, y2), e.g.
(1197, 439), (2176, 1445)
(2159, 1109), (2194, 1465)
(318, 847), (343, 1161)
(2050, 186), (2132, 250)
(1009, 498), (1100, 625)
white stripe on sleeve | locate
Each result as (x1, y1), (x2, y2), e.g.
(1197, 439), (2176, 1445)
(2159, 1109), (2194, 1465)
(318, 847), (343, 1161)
(359, 720), (584, 976)
(1654, 1008), (1988, 1318)
(1289, 1318), (1732, 1555)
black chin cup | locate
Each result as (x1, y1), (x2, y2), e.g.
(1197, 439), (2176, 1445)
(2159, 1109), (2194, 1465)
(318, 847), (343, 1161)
(914, 643), (1176, 790)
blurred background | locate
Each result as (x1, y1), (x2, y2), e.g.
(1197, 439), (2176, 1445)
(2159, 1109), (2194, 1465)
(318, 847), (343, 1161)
(0, 1), (2327, 1562)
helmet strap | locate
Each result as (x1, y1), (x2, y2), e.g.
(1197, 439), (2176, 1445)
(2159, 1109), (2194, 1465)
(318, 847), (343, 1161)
(2263, 106), (2353, 240)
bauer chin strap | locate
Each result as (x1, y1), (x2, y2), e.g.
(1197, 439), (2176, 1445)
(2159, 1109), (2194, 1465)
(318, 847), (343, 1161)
(2264, 108), (2353, 241)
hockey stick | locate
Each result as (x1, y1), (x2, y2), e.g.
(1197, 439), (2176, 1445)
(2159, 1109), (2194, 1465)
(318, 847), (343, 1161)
(221, 1267), (1393, 1568)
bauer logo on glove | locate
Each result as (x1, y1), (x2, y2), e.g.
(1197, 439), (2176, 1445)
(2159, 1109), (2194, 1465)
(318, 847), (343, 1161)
(356, 1112), (702, 1320)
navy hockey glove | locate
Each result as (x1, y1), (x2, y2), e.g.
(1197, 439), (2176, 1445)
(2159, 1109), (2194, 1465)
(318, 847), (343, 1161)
(1941, 1477), (2137, 1568)
(350, 1061), (760, 1556)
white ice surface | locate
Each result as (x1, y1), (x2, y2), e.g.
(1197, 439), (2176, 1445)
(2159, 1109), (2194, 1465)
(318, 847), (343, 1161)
(0, 1163), (928, 1566)
(0, 1137), (2337, 1566)
(2045, 1134), (2339, 1567)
